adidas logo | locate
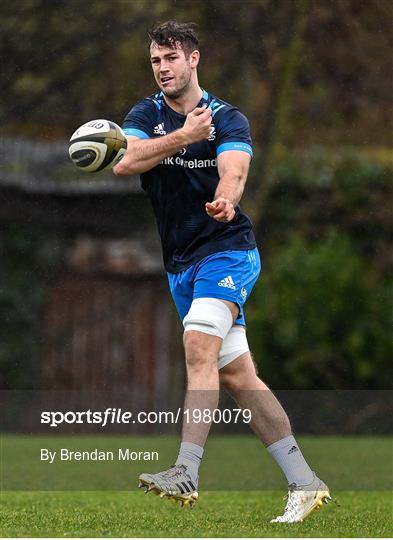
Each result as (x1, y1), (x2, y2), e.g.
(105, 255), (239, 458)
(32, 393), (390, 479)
(153, 123), (166, 135)
(288, 446), (299, 454)
(218, 275), (236, 290)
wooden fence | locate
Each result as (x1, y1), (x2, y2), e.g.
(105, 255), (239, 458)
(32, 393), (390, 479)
(41, 270), (185, 411)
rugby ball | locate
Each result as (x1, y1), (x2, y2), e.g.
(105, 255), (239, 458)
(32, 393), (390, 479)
(69, 119), (127, 172)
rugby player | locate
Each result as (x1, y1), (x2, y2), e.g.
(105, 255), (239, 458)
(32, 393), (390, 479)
(113, 20), (330, 523)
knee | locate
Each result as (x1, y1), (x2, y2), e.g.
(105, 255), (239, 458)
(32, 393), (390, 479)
(219, 349), (267, 393)
(183, 331), (219, 371)
(219, 362), (258, 393)
(183, 330), (201, 363)
(219, 370), (239, 392)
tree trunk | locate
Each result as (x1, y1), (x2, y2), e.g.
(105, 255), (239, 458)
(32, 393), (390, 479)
(250, 0), (309, 231)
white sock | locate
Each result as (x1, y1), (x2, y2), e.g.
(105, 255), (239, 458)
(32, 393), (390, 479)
(175, 442), (203, 486)
(267, 435), (314, 486)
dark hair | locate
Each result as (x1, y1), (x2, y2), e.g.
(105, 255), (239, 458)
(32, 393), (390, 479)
(148, 20), (199, 57)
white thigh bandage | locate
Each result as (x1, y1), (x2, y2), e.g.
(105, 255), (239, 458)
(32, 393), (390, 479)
(183, 297), (233, 339)
(218, 326), (249, 370)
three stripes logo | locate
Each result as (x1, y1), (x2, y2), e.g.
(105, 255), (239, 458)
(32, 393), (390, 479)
(288, 446), (299, 454)
(175, 480), (196, 494)
(218, 275), (236, 290)
(154, 123), (166, 135)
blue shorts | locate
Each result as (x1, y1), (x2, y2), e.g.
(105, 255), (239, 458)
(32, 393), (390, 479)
(167, 248), (261, 326)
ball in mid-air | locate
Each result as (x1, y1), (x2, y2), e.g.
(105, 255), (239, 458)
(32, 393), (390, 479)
(69, 119), (127, 172)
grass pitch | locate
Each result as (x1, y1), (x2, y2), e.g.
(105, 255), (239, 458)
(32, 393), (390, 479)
(0, 490), (392, 537)
(0, 435), (392, 537)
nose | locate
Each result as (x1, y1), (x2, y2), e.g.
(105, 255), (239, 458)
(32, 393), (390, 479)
(159, 59), (170, 72)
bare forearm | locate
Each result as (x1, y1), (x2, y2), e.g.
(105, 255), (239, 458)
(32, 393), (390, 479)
(114, 105), (213, 176)
(206, 151), (250, 223)
(114, 130), (189, 176)
(214, 172), (246, 207)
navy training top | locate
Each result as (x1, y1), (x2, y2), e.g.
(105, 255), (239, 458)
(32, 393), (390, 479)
(122, 89), (256, 273)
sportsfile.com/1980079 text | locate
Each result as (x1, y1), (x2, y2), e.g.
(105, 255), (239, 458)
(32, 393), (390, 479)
(40, 408), (252, 428)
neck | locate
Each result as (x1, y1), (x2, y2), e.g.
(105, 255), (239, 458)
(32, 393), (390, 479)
(163, 83), (203, 115)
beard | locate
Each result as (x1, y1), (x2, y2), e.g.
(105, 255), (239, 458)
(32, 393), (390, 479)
(160, 68), (192, 99)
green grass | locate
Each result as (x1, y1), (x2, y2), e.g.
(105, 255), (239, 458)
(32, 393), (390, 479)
(1, 435), (392, 536)
(0, 490), (392, 537)
(2, 435), (392, 490)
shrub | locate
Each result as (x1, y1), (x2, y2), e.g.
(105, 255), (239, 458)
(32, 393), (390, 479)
(248, 231), (392, 389)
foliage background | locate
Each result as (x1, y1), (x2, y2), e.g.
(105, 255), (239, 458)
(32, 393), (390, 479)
(0, 0), (392, 391)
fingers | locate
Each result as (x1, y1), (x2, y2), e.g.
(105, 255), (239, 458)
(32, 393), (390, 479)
(190, 105), (211, 117)
(205, 199), (235, 222)
(183, 105), (212, 143)
(212, 208), (235, 221)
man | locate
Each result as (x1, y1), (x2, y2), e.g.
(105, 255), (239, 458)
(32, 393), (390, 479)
(114, 20), (330, 523)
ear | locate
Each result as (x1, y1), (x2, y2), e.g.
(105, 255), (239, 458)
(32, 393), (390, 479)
(189, 50), (200, 69)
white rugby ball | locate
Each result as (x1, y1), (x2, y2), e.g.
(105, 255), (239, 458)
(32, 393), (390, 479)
(69, 119), (127, 172)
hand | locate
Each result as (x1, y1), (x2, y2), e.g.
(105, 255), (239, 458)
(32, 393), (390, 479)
(181, 105), (212, 144)
(205, 197), (236, 222)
